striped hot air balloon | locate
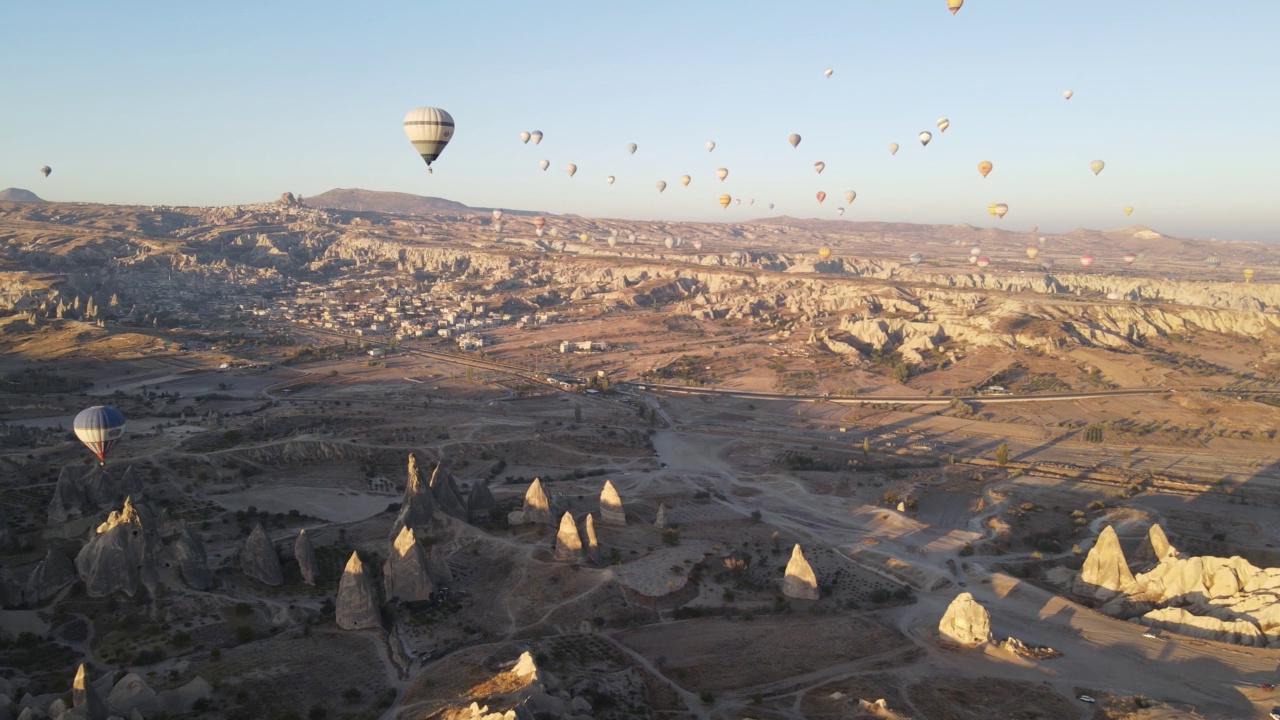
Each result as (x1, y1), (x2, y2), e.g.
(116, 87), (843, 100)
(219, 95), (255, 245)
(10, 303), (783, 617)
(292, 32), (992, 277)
(74, 406), (126, 464)
(403, 107), (455, 169)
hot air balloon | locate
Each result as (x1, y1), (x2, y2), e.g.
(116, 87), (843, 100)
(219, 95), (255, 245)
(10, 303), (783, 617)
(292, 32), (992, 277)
(994, 203), (1009, 219)
(40, 166), (52, 178)
(789, 134), (802, 149)
(538, 159), (550, 171)
(1205, 255), (1221, 268)
(1090, 160), (1106, 176)
(919, 132), (932, 147)
(968, 255), (979, 266)
(816, 191), (826, 204)
(719, 194), (732, 209)
(1107, 292), (1122, 301)
(1123, 253), (1137, 266)
(813, 161), (825, 174)
(976, 256), (990, 269)
(888, 143), (899, 155)
(970, 246), (982, 257)
(937, 118), (950, 133)
(844, 190), (856, 204)
(1042, 257), (1056, 269)
(734, 199), (741, 206)
(655, 181), (667, 192)
(492, 209), (503, 221)
(680, 175), (691, 187)
(987, 203), (998, 217)
(716, 168), (729, 181)
(977, 161), (993, 178)
(403, 107), (455, 169)
(519, 131), (531, 144)
(749, 199), (755, 205)
(837, 208), (845, 216)
(531, 130), (544, 144)
(1030, 226), (1039, 234)
(705, 141), (716, 152)
(1124, 206), (1134, 216)
(74, 405), (126, 464)
(627, 143), (638, 155)
(947, 0), (963, 14)
(1063, 90), (1073, 101)
(1026, 246), (1040, 259)
(692, 239), (703, 250)
(607, 236), (617, 248)
(768, 203), (775, 210)
(565, 164), (577, 178)
(824, 68), (833, 78)
(1080, 253), (1095, 267)
(909, 252), (923, 265)
(1244, 268), (1256, 282)
(579, 233), (590, 243)
(664, 237), (675, 249)
(533, 217), (546, 231)
(818, 247), (832, 259)
(1039, 236), (1047, 245)
(606, 176), (615, 185)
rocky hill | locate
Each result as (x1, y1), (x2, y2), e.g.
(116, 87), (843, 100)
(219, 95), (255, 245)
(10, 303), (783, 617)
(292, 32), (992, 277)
(305, 188), (542, 217)
(0, 187), (44, 202)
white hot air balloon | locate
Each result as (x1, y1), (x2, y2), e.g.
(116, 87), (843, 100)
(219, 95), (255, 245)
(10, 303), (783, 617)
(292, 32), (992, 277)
(813, 161), (825, 174)
(655, 181), (667, 192)
(705, 140), (716, 152)
(918, 132), (932, 147)
(937, 118), (950, 132)
(627, 143), (638, 155)
(538, 159), (550, 171)
(519, 131), (531, 144)
(492, 209), (503, 221)
(403, 107), (455, 169)
(1063, 89), (1074, 101)
(664, 237), (675, 249)
(565, 163), (577, 178)
(824, 68), (833, 78)
(837, 207), (845, 216)
(768, 203), (774, 210)
(789, 133), (802, 148)
(680, 174), (691, 187)
(844, 190), (856, 204)
(1090, 159), (1106, 176)
(888, 143), (899, 155)
(716, 167), (729, 181)
(606, 175), (615, 185)
(531, 130), (544, 144)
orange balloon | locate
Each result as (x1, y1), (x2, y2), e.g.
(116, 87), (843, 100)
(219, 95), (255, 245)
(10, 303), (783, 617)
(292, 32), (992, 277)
(816, 191), (826, 204)
(977, 161), (993, 178)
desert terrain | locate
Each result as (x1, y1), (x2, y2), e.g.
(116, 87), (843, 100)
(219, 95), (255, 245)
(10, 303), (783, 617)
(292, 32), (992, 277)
(3, 191), (1280, 720)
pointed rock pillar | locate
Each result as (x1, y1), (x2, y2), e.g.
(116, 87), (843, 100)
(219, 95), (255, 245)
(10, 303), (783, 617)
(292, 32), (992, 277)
(241, 523), (284, 586)
(382, 527), (434, 603)
(336, 552), (381, 630)
(523, 478), (552, 525)
(555, 512), (584, 562)
(295, 529), (318, 586)
(782, 544), (819, 600)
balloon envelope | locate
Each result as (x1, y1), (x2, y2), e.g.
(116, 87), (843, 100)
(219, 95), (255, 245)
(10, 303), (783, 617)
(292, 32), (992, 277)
(813, 161), (825, 174)
(1080, 254), (1095, 267)
(40, 166), (52, 178)
(74, 406), (126, 462)
(1026, 246), (1040, 259)
(836, 208), (845, 216)
(815, 191), (826, 203)
(824, 68), (833, 78)
(844, 190), (856, 204)
(977, 161), (993, 178)
(909, 252), (923, 265)
(1063, 90), (1073, 100)
(937, 118), (950, 132)
(976, 256), (990, 269)
(655, 181), (666, 192)
(1124, 206), (1134, 216)
(519, 131), (531, 144)
(789, 134), (802, 148)
(888, 143), (899, 155)
(606, 176), (615, 185)
(531, 130), (544, 144)
(705, 141), (715, 152)
(627, 143), (638, 154)
(538, 160), (550, 171)
(718, 194), (731, 209)
(565, 163), (577, 177)
(533, 217), (546, 229)
(1123, 253), (1137, 265)
(919, 132), (932, 146)
(403, 107), (455, 167)
(680, 175), (691, 187)
(948, 0), (963, 14)
(1090, 159), (1106, 175)
(994, 203), (1009, 218)
(716, 168), (729, 181)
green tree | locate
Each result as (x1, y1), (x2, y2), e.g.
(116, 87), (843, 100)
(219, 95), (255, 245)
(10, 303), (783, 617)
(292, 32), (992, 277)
(995, 442), (1010, 466)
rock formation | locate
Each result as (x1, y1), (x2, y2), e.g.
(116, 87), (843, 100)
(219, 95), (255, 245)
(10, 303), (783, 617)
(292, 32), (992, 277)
(583, 514), (599, 562)
(1133, 522), (1180, 569)
(654, 503), (667, 529)
(522, 478), (552, 525)
(24, 549), (76, 604)
(72, 663), (109, 720)
(336, 552), (381, 630)
(74, 496), (158, 597)
(466, 480), (496, 523)
(782, 544), (819, 600)
(0, 503), (8, 546)
(1073, 525), (1134, 599)
(107, 673), (158, 717)
(49, 465), (145, 524)
(383, 527), (435, 603)
(161, 521), (212, 590)
(938, 592), (992, 647)
(294, 529), (318, 586)
(390, 453), (436, 539)
(48, 465), (88, 523)
(241, 523), (284, 586)
(599, 480), (626, 526)
(427, 545), (453, 586)
(555, 512), (583, 562)
(429, 461), (469, 520)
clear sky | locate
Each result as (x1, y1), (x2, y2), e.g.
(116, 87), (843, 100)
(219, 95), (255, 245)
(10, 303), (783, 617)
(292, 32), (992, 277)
(2, 1), (1278, 240)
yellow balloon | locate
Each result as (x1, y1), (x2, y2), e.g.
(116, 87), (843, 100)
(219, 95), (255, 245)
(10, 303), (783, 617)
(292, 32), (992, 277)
(718, 194), (731, 209)
(579, 233), (589, 242)
(947, 0), (963, 14)
(977, 161), (993, 178)
(1244, 268), (1256, 282)
(818, 247), (832, 259)
(1124, 206), (1134, 216)
(987, 203), (998, 217)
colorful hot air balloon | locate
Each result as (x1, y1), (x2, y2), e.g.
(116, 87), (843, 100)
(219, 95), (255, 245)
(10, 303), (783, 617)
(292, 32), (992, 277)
(815, 191), (826, 204)
(1080, 253), (1095, 267)
(909, 252), (923, 265)
(519, 131), (531, 144)
(719, 194), (732, 209)
(1026, 246), (1040, 259)
(716, 168), (729, 181)
(1123, 253), (1137, 266)
(818, 247), (832, 259)
(403, 107), (455, 169)
(655, 181), (667, 192)
(74, 406), (126, 464)
(937, 118), (950, 133)
(813, 161), (825, 174)
(705, 140), (716, 152)
(789, 134), (802, 148)
(692, 239), (703, 250)
(1205, 255), (1221, 268)
(1090, 159), (1106, 176)
(994, 203), (1009, 218)
(40, 166), (52, 178)
(680, 175), (691, 187)
(844, 190), (856, 204)
(1063, 90), (1073, 101)
(977, 161), (993, 178)
(1124, 206), (1134, 216)
(606, 176), (615, 185)
(565, 163), (577, 178)
(919, 132), (932, 147)
(824, 68), (833, 78)
(532, 217), (545, 230)
(976, 256), (990, 269)
(627, 143), (638, 155)
(1244, 268), (1256, 282)
(947, 0), (963, 14)
(531, 130), (544, 144)
(987, 203), (998, 217)
(538, 159), (550, 171)
(888, 143), (899, 155)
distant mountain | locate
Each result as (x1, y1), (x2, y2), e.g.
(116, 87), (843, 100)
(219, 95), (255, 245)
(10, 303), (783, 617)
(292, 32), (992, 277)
(0, 188), (45, 202)
(305, 188), (543, 217)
